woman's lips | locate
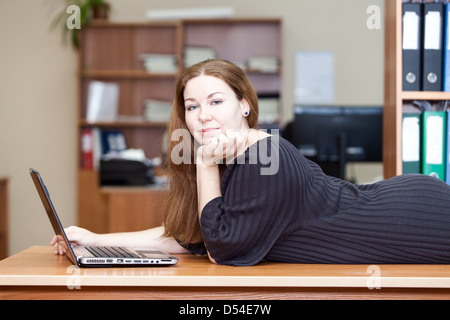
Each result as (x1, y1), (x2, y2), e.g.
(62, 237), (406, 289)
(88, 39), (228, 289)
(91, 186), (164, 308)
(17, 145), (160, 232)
(201, 128), (219, 135)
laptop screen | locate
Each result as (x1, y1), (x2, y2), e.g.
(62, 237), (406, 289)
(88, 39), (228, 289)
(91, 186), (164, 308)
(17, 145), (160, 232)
(29, 168), (79, 266)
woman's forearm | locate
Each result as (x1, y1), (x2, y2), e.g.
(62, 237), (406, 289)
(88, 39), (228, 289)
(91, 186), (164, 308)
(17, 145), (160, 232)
(94, 226), (190, 254)
(196, 162), (221, 219)
(196, 155), (221, 264)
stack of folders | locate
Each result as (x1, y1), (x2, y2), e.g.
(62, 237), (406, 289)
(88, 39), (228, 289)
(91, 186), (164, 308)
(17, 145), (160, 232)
(143, 99), (172, 122)
(140, 54), (177, 73)
(258, 94), (280, 123)
(81, 128), (127, 170)
(402, 1), (450, 91)
(184, 47), (217, 68)
(247, 56), (279, 73)
(402, 101), (450, 184)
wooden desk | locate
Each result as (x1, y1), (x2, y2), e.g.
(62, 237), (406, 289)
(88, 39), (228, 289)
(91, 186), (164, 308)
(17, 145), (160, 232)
(1, 246), (450, 300)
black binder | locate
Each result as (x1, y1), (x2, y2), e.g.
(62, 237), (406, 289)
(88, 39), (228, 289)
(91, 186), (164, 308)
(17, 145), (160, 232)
(422, 2), (445, 91)
(402, 2), (423, 91)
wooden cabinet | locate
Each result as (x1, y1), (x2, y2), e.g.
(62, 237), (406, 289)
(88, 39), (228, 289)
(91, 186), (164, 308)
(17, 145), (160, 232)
(383, 0), (450, 179)
(77, 19), (282, 233)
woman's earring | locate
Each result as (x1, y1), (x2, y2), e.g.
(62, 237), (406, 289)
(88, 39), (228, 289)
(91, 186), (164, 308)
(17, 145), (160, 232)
(244, 111), (249, 116)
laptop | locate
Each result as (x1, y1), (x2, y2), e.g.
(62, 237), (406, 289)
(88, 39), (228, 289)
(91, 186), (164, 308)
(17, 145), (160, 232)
(29, 168), (178, 268)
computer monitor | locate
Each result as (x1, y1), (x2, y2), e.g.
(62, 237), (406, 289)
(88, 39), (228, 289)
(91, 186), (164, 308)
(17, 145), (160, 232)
(283, 105), (383, 180)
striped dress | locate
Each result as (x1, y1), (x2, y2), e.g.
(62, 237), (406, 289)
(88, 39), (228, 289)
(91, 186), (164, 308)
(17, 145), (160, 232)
(197, 136), (450, 266)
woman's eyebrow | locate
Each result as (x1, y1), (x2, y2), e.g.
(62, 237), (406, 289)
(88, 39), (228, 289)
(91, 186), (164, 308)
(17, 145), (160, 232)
(184, 97), (196, 103)
(184, 92), (224, 104)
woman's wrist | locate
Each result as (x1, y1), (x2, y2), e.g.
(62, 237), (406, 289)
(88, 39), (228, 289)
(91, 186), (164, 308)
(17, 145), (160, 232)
(196, 146), (220, 168)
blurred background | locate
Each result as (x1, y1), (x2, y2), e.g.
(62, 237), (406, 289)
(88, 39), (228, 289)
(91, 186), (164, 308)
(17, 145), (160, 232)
(0, 0), (383, 256)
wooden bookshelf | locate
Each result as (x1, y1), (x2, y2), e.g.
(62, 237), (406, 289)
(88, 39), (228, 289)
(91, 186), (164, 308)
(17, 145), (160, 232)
(401, 91), (450, 101)
(383, 0), (448, 179)
(76, 19), (282, 233)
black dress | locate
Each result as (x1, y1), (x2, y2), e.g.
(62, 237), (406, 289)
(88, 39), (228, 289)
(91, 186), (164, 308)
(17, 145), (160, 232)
(195, 136), (450, 266)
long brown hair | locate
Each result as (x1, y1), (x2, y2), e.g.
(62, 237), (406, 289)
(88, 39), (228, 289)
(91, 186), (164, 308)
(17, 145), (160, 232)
(162, 59), (259, 244)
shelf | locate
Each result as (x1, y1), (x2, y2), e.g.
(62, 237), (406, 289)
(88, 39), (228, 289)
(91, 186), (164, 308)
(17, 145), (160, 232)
(81, 69), (279, 79)
(88, 20), (180, 28)
(101, 185), (168, 193)
(246, 69), (281, 75)
(81, 70), (178, 79)
(79, 119), (168, 128)
(182, 18), (281, 25)
(401, 91), (450, 101)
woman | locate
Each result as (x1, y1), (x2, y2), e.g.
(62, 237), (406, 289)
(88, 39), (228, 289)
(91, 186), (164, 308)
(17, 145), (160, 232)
(53, 59), (450, 266)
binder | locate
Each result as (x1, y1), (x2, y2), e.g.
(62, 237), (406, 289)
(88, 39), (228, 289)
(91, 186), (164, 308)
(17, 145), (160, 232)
(402, 113), (422, 174)
(422, 111), (447, 181)
(86, 81), (119, 123)
(422, 2), (445, 91)
(402, 2), (423, 91)
(81, 128), (94, 170)
(446, 111), (450, 184)
(100, 129), (127, 155)
(444, 3), (450, 92)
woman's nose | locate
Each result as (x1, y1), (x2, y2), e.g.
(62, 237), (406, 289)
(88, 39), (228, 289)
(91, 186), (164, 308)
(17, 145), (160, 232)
(198, 106), (213, 122)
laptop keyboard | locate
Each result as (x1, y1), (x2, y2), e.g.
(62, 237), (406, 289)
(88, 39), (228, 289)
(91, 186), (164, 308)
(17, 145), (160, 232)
(85, 246), (139, 258)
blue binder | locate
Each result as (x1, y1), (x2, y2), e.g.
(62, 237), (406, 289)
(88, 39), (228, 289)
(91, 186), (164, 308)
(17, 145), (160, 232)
(446, 111), (450, 184)
(422, 2), (445, 91)
(444, 3), (450, 92)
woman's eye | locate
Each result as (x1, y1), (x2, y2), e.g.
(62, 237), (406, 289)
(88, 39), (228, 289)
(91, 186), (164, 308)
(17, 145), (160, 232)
(186, 105), (198, 111)
(211, 100), (222, 105)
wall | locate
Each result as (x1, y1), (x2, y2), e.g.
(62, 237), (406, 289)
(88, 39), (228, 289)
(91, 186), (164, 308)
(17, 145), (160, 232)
(0, 0), (383, 256)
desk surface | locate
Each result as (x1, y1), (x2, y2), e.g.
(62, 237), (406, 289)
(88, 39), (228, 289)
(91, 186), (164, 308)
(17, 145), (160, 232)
(1, 246), (450, 299)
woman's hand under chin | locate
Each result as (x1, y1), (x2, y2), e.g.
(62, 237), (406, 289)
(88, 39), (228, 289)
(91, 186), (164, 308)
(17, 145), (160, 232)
(196, 129), (249, 167)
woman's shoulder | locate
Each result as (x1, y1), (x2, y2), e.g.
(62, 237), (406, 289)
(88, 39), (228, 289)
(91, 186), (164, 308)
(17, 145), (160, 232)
(248, 128), (271, 144)
(233, 130), (299, 177)
(247, 129), (294, 151)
